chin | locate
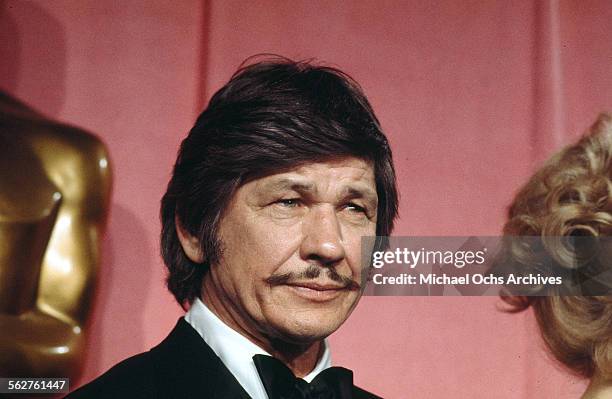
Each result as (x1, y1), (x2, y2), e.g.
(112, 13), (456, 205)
(269, 313), (348, 345)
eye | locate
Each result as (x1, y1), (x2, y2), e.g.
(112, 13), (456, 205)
(275, 198), (301, 208)
(344, 202), (367, 214)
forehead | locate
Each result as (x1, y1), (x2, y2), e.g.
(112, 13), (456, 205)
(246, 157), (377, 196)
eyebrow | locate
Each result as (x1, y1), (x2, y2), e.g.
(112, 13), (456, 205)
(262, 178), (316, 193)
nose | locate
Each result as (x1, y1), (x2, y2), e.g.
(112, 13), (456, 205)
(299, 205), (346, 265)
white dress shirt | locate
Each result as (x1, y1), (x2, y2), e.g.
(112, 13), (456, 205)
(185, 297), (332, 399)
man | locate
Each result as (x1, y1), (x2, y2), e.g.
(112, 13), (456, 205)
(68, 57), (398, 398)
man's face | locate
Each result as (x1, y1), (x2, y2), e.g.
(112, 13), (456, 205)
(204, 156), (378, 345)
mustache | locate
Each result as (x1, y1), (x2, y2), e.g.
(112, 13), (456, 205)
(265, 264), (361, 290)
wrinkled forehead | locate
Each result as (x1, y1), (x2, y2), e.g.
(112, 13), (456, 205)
(243, 157), (377, 201)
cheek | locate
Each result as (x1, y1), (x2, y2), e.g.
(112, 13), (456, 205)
(222, 213), (302, 279)
(342, 222), (376, 272)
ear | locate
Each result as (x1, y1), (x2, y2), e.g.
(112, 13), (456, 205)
(175, 215), (205, 263)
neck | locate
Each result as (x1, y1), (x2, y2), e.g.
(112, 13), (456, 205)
(266, 337), (324, 378)
(201, 279), (322, 378)
(583, 372), (612, 399)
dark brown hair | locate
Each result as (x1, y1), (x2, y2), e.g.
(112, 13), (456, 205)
(160, 56), (398, 309)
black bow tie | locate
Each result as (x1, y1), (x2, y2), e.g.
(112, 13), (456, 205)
(253, 354), (353, 399)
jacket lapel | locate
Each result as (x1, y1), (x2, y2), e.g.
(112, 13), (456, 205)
(150, 318), (252, 399)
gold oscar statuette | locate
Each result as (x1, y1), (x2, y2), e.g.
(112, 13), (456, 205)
(0, 91), (112, 381)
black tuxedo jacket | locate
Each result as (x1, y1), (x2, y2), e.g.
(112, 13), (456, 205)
(66, 318), (382, 398)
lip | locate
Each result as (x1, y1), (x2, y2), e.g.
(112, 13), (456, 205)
(284, 282), (346, 302)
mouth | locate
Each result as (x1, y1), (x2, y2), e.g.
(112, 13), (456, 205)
(283, 281), (349, 302)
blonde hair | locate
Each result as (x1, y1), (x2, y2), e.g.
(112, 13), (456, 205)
(502, 114), (612, 379)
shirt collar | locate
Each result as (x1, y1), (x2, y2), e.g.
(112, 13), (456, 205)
(185, 297), (332, 399)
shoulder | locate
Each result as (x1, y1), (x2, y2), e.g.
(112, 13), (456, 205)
(0, 94), (111, 204)
(65, 319), (226, 399)
(25, 122), (112, 206)
(353, 385), (384, 399)
(65, 352), (156, 399)
(0, 93), (109, 168)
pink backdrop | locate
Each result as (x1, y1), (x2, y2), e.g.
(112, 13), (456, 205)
(2, 1), (612, 398)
